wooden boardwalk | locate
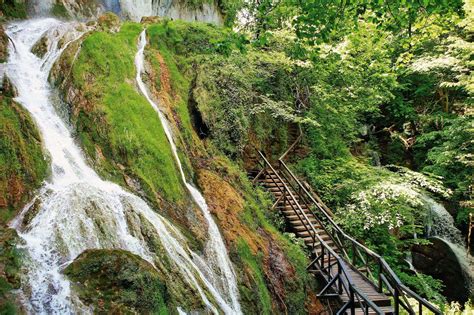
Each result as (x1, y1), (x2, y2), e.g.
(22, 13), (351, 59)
(248, 130), (442, 314)
(257, 168), (393, 314)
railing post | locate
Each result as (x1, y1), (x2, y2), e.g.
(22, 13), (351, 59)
(352, 241), (356, 266)
(394, 286), (399, 314)
(321, 245), (325, 270)
(378, 259), (383, 293)
(350, 287), (355, 315)
(338, 262), (343, 294)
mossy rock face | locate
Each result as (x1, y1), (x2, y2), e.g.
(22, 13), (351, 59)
(31, 35), (49, 59)
(0, 96), (48, 225)
(0, 0), (27, 20)
(97, 12), (121, 32)
(65, 249), (170, 314)
(0, 24), (8, 63)
(0, 227), (22, 314)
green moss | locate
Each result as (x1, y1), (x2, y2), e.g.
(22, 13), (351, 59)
(0, 96), (48, 224)
(52, 3), (69, 18)
(0, 0), (27, 20)
(0, 228), (22, 314)
(65, 249), (169, 314)
(235, 238), (272, 314)
(144, 20), (314, 311)
(147, 21), (240, 58)
(70, 22), (185, 202)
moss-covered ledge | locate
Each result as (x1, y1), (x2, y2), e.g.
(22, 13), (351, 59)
(65, 249), (170, 314)
(0, 83), (48, 314)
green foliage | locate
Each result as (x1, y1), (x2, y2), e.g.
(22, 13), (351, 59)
(243, 0), (464, 45)
(65, 249), (169, 314)
(147, 20), (306, 157)
(0, 97), (48, 223)
(0, 0), (27, 20)
(235, 238), (272, 314)
(69, 22), (185, 203)
(415, 115), (473, 200)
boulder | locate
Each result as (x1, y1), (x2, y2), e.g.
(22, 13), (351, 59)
(412, 237), (471, 303)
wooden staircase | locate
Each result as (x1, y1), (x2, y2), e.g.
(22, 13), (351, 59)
(248, 125), (442, 315)
(256, 168), (393, 315)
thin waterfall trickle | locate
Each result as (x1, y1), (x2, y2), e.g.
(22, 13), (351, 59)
(135, 30), (242, 315)
(6, 18), (238, 314)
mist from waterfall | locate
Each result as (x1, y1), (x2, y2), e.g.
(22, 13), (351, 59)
(6, 18), (239, 314)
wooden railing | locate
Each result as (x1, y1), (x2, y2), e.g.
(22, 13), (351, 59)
(266, 125), (442, 315)
(254, 151), (385, 315)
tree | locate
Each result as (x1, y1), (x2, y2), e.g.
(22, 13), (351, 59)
(294, 0), (464, 43)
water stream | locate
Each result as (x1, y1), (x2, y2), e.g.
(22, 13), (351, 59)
(135, 30), (242, 314)
(6, 18), (239, 314)
(421, 195), (474, 296)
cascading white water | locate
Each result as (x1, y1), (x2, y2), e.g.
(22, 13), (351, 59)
(28, 0), (223, 24)
(423, 196), (465, 246)
(29, 0), (56, 16)
(422, 196), (474, 294)
(6, 18), (239, 314)
(135, 30), (242, 314)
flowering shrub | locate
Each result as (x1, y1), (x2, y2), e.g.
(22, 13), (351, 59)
(341, 166), (451, 232)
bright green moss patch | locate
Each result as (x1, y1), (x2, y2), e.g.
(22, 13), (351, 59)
(147, 20), (240, 58)
(235, 238), (272, 314)
(0, 96), (48, 224)
(65, 249), (169, 314)
(69, 22), (184, 202)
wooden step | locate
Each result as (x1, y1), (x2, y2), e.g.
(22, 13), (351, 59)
(297, 230), (332, 240)
(350, 306), (394, 315)
(282, 209), (311, 216)
(341, 294), (393, 308)
(293, 224), (322, 231)
(286, 214), (316, 221)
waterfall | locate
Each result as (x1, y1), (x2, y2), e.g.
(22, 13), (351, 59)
(26, 0), (223, 24)
(6, 18), (237, 314)
(421, 195), (474, 297)
(102, 0), (122, 14)
(28, 0), (56, 16)
(135, 30), (242, 314)
(423, 195), (464, 246)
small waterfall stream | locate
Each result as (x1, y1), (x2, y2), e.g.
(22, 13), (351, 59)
(6, 18), (239, 314)
(135, 30), (242, 314)
(421, 195), (474, 296)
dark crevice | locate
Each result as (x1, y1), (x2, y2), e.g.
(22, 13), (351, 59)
(188, 70), (209, 139)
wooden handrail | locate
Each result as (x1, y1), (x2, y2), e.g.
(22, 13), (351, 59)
(270, 124), (442, 315)
(255, 150), (385, 314)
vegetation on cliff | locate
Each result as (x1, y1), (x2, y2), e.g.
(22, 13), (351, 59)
(51, 17), (317, 313)
(0, 0), (27, 20)
(0, 91), (47, 224)
(0, 85), (46, 314)
(0, 0), (471, 312)
(65, 249), (169, 314)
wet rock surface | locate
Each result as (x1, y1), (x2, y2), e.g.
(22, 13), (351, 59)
(412, 237), (470, 303)
(65, 249), (170, 313)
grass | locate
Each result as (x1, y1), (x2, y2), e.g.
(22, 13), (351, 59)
(70, 22), (185, 202)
